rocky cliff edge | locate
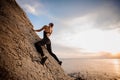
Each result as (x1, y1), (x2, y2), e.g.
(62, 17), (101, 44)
(0, 0), (73, 80)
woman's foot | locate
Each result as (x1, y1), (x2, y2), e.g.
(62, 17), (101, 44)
(40, 56), (48, 65)
(59, 61), (62, 65)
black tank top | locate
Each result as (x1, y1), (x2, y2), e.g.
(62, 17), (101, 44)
(41, 31), (51, 44)
(43, 31), (50, 39)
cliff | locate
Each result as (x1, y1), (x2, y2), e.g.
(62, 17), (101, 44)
(0, 0), (73, 80)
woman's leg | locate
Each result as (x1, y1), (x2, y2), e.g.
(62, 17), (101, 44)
(34, 41), (44, 57)
(46, 43), (62, 64)
(34, 41), (47, 65)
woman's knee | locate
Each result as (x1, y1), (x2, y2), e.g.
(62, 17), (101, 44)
(35, 41), (43, 46)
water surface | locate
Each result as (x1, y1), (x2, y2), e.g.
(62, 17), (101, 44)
(62, 59), (120, 80)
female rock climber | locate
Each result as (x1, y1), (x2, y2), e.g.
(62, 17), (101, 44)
(33, 23), (62, 65)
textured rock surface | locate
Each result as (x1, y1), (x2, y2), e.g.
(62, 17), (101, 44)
(0, 0), (73, 80)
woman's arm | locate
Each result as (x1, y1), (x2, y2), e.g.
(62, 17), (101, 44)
(33, 25), (46, 32)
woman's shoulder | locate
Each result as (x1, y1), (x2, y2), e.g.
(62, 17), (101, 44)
(43, 25), (48, 28)
(43, 25), (48, 27)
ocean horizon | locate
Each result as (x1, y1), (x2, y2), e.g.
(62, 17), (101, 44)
(61, 58), (120, 80)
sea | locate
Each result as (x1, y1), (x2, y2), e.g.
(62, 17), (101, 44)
(61, 58), (120, 80)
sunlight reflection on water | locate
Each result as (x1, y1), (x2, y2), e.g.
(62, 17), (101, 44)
(113, 59), (120, 74)
(62, 59), (120, 79)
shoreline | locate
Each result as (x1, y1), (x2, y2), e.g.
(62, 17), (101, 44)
(62, 59), (120, 80)
(68, 72), (120, 80)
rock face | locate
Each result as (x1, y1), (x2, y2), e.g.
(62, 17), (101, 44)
(0, 0), (73, 80)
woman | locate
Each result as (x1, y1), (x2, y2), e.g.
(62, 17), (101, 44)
(34, 23), (62, 65)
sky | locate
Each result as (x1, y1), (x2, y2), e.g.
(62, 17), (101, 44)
(16, 0), (120, 58)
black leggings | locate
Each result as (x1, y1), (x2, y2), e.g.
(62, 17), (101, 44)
(35, 39), (60, 63)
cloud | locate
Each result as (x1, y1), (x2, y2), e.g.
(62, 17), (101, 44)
(112, 53), (120, 58)
(51, 2), (120, 51)
(16, 0), (120, 58)
(53, 43), (120, 59)
(56, 2), (120, 33)
(23, 4), (37, 15)
(16, 0), (46, 16)
(92, 51), (120, 59)
(52, 43), (83, 58)
(52, 43), (99, 58)
(93, 4), (120, 30)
